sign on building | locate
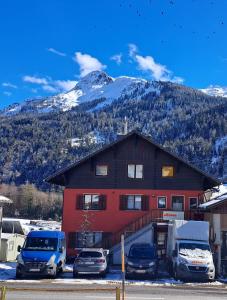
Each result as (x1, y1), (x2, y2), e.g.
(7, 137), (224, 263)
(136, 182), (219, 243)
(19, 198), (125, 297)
(163, 211), (184, 221)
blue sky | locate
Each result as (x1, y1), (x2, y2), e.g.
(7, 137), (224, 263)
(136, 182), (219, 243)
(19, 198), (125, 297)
(0, 0), (227, 109)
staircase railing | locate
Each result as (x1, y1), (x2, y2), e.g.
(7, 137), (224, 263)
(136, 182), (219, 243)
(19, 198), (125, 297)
(95, 209), (202, 249)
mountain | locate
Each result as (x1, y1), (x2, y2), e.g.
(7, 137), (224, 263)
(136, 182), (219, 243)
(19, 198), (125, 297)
(1, 71), (161, 116)
(201, 86), (227, 98)
(0, 71), (227, 189)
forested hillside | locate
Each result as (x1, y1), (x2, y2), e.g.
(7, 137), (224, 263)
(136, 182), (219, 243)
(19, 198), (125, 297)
(0, 80), (227, 191)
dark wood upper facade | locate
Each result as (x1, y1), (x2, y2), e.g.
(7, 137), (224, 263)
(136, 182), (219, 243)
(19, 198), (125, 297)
(46, 131), (219, 190)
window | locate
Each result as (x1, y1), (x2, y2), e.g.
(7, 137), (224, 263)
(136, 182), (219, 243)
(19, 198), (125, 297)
(76, 194), (107, 210)
(158, 196), (167, 209)
(189, 197), (198, 210)
(172, 196), (184, 211)
(127, 195), (142, 210)
(162, 166), (174, 177)
(128, 164), (143, 179)
(84, 194), (100, 210)
(76, 232), (102, 248)
(96, 165), (108, 176)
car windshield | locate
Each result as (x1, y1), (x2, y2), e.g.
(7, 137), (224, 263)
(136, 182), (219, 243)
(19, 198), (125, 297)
(24, 237), (58, 251)
(179, 243), (210, 254)
(129, 246), (155, 259)
(79, 251), (102, 258)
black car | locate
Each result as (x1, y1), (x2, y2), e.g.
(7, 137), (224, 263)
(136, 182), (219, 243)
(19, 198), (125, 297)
(126, 243), (158, 279)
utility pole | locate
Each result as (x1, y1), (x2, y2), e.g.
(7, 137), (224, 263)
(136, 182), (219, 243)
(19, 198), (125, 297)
(121, 234), (125, 300)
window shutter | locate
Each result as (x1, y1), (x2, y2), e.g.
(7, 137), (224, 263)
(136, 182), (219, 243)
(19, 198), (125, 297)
(76, 194), (84, 210)
(119, 195), (127, 210)
(68, 232), (76, 249)
(99, 195), (107, 210)
(141, 195), (149, 211)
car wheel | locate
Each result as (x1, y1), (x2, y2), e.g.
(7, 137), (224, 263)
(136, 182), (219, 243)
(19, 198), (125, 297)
(173, 267), (178, 280)
(73, 271), (78, 278)
(100, 270), (107, 278)
(16, 270), (22, 279)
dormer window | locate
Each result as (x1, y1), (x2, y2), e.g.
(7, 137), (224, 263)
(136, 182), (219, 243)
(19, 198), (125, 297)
(96, 165), (108, 176)
(128, 164), (143, 179)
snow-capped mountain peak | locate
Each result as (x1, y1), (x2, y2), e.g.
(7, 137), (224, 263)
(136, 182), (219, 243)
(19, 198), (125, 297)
(1, 71), (161, 116)
(201, 85), (227, 98)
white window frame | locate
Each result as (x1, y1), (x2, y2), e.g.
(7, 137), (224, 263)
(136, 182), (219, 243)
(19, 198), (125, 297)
(127, 164), (143, 179)
(157, 196), (167, 209)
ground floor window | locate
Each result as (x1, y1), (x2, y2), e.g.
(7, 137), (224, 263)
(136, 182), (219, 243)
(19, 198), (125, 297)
(76, 232), (102, 248)
(76, 194), (106, 210)
(189, 197), (198, 209)
(172, 195), (184, 211)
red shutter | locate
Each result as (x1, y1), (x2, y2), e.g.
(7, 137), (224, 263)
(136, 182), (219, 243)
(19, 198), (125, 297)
(141, 195), (149, 211)
(99, 195), (107, 210)
(119, 195), (127, 210)
(76, 194), (84, 210)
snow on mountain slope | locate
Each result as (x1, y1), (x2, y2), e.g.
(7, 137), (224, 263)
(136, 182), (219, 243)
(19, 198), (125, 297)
(1, 71), (160, 116)
(201, 86), (227, 98)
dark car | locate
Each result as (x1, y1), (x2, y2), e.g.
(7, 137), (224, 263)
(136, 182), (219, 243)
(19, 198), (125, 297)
(126, 243), (158, 279)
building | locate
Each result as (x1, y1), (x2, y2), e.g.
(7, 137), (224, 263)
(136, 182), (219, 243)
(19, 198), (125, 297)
(199, 187), (227, 275)
(46, 131), (219, 258)
(0, 233), (25, 262)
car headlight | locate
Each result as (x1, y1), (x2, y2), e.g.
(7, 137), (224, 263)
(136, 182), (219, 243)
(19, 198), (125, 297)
(47, 255), (56, 266)
(149, 261), (155, 267)
(178, 256), (188, 264)
(127, 261), (134, 266)
(17, 254), (24, 265)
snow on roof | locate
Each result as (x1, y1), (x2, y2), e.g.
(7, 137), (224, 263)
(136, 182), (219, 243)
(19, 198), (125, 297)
(199, 191), (227, 209)
(0, 195), (13, 204)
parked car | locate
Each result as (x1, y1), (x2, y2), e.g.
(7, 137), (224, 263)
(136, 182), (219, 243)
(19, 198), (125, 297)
(73, 248), (108, 277)
(16, 230), (66, 279)
(126, 243), (158, 278)
(167, 220), (215, 281)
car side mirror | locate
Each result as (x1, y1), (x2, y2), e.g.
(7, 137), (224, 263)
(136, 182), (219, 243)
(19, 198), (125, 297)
(59, 247), (63, 253)
(172, 250), (177, 257)
(17, 245), (21, 252)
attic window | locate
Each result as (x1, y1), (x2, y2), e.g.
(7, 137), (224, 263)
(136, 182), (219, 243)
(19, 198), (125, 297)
(128, 164), (143, 179)
(162, 166), (174, 177)
(96, 165), (108, 176)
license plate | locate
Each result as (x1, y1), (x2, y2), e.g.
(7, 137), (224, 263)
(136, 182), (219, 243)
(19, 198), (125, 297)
(136, 270), (146, 274)
(29, 268), (40, 272)
(84, 262), (94, 265)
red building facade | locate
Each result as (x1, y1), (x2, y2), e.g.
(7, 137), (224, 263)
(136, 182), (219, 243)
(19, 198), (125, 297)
(46, 131), (219, 257)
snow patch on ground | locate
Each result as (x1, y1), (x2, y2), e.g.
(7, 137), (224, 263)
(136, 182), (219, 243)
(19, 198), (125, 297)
(0, 262), (225, 286)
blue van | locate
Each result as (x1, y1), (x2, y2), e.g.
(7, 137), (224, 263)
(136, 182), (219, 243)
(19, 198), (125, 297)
(16, 230), (66, 278)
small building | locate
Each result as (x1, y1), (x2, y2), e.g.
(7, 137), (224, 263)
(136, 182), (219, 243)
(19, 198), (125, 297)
(0, 233), (25, 262)
(200, 188), (227, 275)
(46, 130), (220, 258)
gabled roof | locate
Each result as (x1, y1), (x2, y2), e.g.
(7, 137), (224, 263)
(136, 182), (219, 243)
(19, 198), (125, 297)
(45, 130), (221, 187)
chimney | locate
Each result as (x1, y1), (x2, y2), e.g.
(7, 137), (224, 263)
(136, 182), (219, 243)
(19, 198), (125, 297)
(123, 116), (128, 135)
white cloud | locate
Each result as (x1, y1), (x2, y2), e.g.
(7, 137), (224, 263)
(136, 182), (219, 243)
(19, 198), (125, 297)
(73, 52), (106, 77)
(47, 48), (66, 57)
(54, 80), (77, 91)
(110, 53), (122, 65)
(3, 91), (12, 96)
(42, 85), (58, 93)
(2, 82), (17, 89)
(129, 43), (138, 57)
(128, 44), (184, 83)
(23, 75), (77, 94)
(23, 75), (48, 85)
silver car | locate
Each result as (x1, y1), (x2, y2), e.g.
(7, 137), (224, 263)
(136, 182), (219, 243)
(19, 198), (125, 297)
(73, 248), (108, 277)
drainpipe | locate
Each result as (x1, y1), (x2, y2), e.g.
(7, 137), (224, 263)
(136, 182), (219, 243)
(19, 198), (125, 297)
(213, 214), (221, 275)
